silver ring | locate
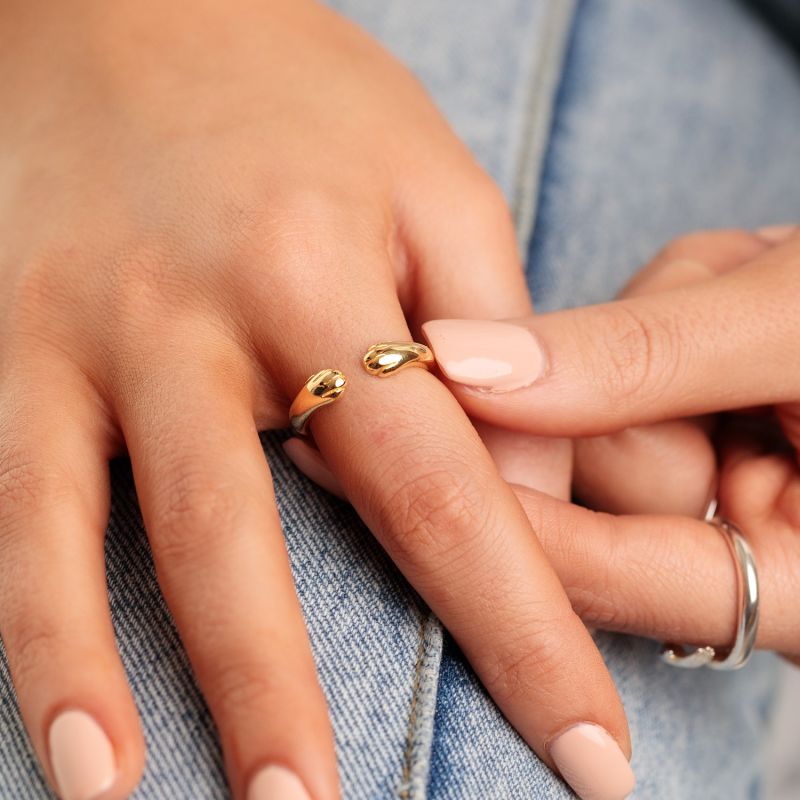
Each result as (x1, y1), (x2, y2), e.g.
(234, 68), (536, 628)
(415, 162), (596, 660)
(659, 513), (760, 670)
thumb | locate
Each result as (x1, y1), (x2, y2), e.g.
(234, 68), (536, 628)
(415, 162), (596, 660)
(422, 231), (800, 438)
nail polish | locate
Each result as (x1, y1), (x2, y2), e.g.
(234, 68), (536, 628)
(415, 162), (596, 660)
(421, 319), (544, 391)
(548, 722), (635, 800)
(48, 710), (116, 800)
(248, 765), (311, 800)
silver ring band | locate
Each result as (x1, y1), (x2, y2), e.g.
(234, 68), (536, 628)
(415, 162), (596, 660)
(659, 515), (760, 671)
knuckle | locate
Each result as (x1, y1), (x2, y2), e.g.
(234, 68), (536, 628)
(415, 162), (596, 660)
(589, 303), (680, 409)
(1, 251), (82, 356)
(0, 448), (72, 537)
(209, 658), (281, 717)
(151, 469), (251, 563)
(471, 178), (513, 224)
(481, 611), (579, 706)
(2, 615), (62, 696)
(377, 456), (495, 569)
(0, 458), (43, 520)
(104, 244), (191, 324)
(230, 186), (380, 300)
(455, 174), (517, 242)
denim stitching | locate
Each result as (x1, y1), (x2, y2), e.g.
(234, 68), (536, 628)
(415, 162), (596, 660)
(510, 0), (578, 259)
(398, 612), (427, 799)
(397, 608), (444, 800)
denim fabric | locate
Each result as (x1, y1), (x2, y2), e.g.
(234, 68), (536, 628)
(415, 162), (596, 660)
(527, 0), (800, 310)
(1, 1), (799, 798)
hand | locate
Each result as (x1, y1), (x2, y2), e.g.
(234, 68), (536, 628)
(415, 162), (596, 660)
(421, 226), (800, 663)
(0, 2), (633, 798)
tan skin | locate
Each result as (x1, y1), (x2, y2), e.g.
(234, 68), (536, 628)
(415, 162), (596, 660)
(438, 228), (800, 668)
(0, 1), (632, 799)
(290, 227), (800, 671)
(3, 2), (793, 798)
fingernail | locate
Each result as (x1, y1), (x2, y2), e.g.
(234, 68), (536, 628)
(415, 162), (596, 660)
(248, 765), (311, 800)
(421, 319), (545, 391)
(48, 710), (116, 800)
(282, 438), (346, 499)
(756, 224), (797, 243)
(548, 722), (635, 800)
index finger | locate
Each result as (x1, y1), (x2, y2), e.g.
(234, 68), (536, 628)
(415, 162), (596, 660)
(421, 233), (800, 439)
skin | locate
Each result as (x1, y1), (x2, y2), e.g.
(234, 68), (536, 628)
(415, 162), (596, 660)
(0, 1), (627, 798)
(434, 228), (800, 665)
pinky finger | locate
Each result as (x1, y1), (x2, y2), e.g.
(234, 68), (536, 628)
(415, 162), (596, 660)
(0, 367), (143, 800)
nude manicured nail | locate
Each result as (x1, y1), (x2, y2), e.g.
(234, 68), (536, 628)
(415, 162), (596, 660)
(421, 319), (544, 391)
(48, 710), (116, 800)
(548, 722), (635, 800)
(756, 224), (797, 243)
(248, 765), (311, 800)
(283, 438), (346, 499)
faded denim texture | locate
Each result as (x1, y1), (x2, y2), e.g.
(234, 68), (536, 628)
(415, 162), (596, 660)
(1, 1), (799, 798)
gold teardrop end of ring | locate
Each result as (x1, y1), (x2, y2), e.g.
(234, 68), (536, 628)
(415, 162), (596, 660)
(362, 342), (434, 377)
(289, 369), (347, 435)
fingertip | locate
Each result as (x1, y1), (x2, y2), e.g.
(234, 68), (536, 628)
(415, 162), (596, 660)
(420, 318), (545, 392)
(48, 709), (117, 800)
(547, 721), (636, 800)
(247, 764), (313, 800)
(42, 689), (146, 800)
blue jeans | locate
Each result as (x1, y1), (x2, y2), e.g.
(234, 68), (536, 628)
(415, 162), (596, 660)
(2, 1), (799, 797)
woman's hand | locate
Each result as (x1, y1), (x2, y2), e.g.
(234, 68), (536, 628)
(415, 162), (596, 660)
(421, 226), (800, 662)
(0, 1), (634, 799)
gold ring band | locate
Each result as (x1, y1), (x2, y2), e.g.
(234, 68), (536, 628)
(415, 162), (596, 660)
(362, 342), (434, 377)
(289, 369), (347, 435)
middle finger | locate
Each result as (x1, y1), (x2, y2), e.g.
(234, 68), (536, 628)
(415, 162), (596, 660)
(254, 235), (636, 798)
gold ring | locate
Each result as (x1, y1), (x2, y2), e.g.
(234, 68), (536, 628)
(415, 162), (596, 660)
(362, 342), (434, 377)
(289, 369), (347, 435)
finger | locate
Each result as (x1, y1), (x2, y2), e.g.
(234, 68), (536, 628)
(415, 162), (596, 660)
(574, 419), (717, 517)
(113, 331), (337, 800)
(283, 165), (573, 499)
(574, 230), (769, 516)
(716, 435), (800, 662)
(282, 437), (346, 499)
(421, 230), (800, 439)
(511, 484), (792, 653)
(399, 162), (571, 498)
(0, 359), (143, 799)
(258, 224), (635, 800)
(620, 229), (769, 298)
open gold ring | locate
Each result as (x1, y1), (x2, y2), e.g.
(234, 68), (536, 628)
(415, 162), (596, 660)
(362, 342), (434, 377)
(289, 369), (347, 435)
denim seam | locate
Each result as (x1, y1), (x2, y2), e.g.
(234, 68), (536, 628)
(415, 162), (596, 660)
(396, 607), (443, 800)
(510, 0), (577, 260)
(398, 613), (426, 799)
